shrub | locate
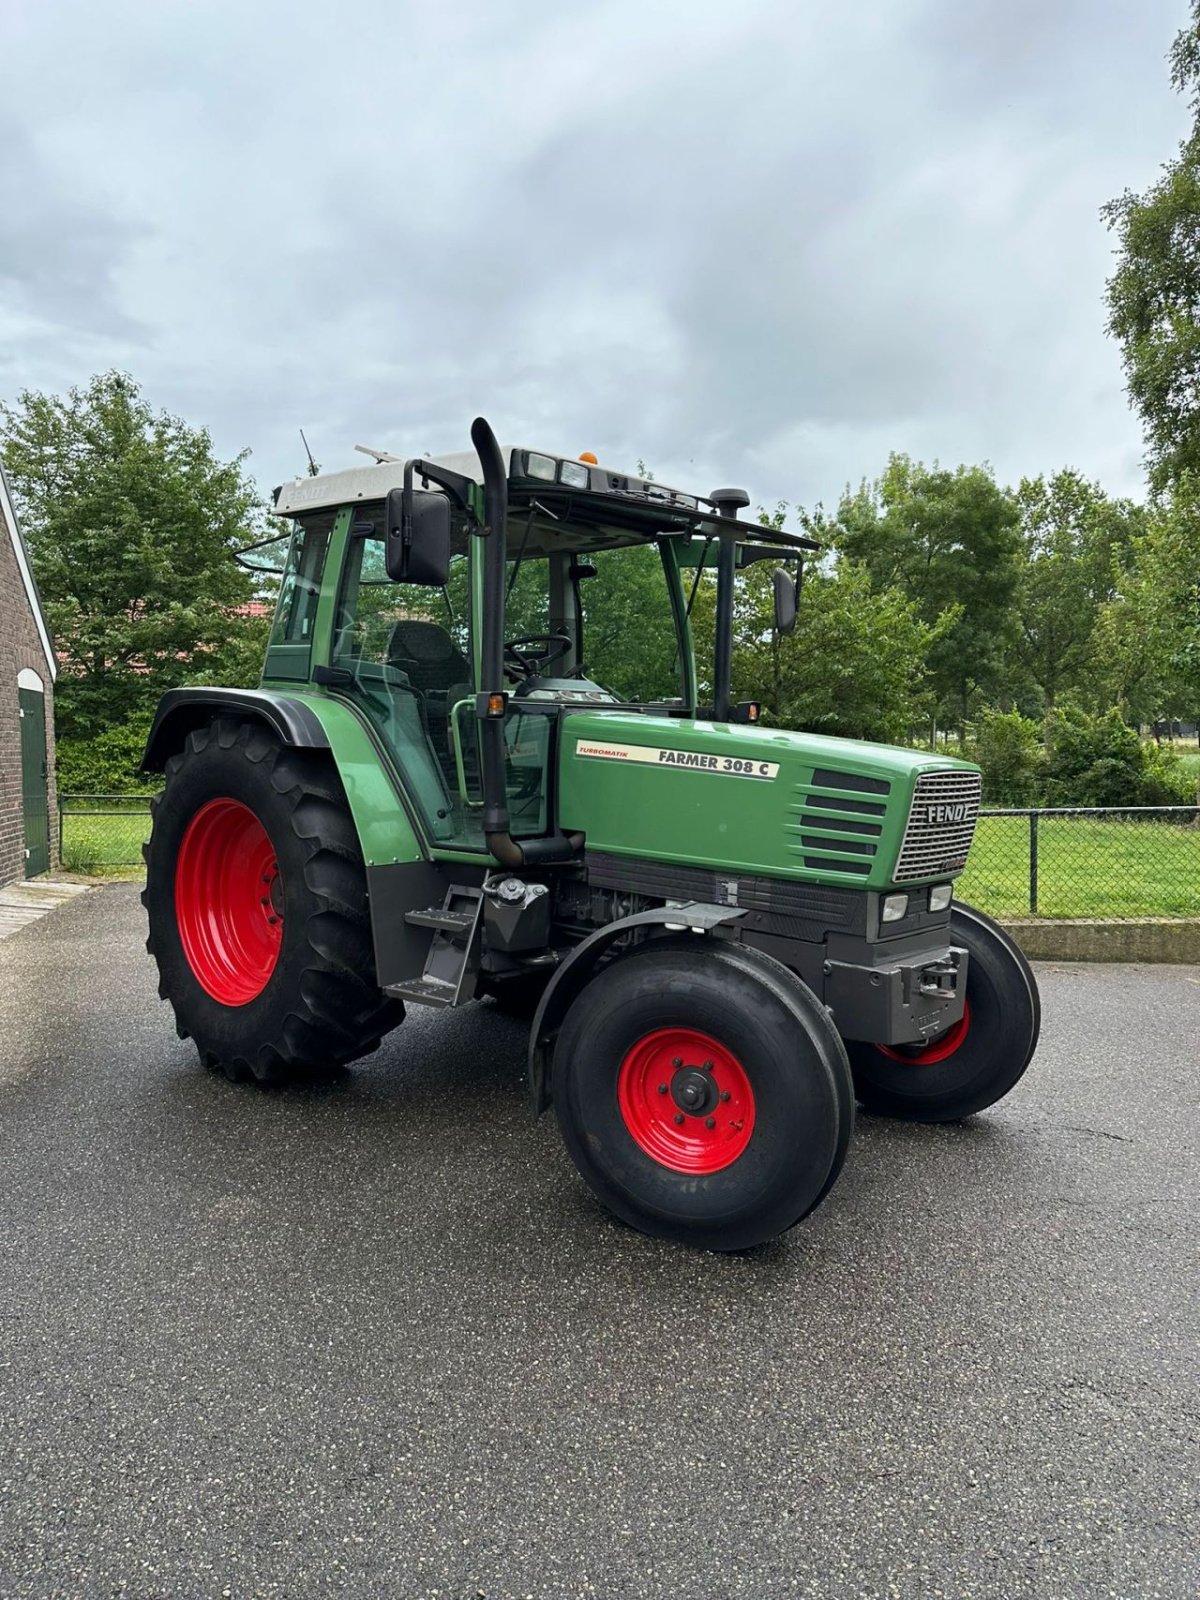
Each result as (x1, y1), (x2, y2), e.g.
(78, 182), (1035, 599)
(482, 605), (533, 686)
(56, 716), (160, 797)
(1045, 705), (1195, 807)
(970, 708), (1045, 805)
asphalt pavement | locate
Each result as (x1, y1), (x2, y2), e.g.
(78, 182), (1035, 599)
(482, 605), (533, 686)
(0, 883), (1196, 1599)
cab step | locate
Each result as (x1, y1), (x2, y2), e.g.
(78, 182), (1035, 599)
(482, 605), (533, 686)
(404, 906), (477, 934)
(386, 886), (484, 1009)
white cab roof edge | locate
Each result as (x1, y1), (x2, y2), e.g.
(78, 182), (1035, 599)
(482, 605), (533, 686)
(273, 446), (528, 518)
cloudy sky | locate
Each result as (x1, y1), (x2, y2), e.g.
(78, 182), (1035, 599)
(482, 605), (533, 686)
(0, 0), (1191, 517)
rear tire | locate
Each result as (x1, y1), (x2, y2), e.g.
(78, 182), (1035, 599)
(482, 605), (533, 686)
(845, 901), (1039, 1121)
(143, 718), (403, 1084)
(552, 937), (853, 1251)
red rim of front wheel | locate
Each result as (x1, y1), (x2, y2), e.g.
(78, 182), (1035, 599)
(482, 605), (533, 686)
(617, 1027), (756, 1174)
(174, 798), (283, 1006)
(877, 1000), (971, 1065)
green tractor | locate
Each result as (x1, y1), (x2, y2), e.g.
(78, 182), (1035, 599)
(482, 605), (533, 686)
(142, 417), (1039, 1250)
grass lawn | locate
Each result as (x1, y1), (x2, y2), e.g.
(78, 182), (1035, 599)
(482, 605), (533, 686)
(59, 802), (153, 873)
(959, 814), (1200, 919)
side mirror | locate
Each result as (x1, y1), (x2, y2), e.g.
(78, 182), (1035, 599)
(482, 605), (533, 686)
(773, 567), (798, 636)
(385, 486), (451, 586)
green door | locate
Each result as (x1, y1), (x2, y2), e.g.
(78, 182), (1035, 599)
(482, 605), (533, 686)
(19, 685), (50, 878)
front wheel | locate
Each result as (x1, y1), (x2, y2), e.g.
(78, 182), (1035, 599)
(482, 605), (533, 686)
(552, 938), (853, 1251)
(845, 901), (1040, 1122)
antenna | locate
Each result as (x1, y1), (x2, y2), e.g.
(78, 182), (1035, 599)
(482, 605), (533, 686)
(299, 429), (319, 477)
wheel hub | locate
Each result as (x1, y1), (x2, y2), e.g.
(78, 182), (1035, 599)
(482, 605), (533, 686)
(670, 1066), (717, 1118)
(617, 1027), (755, 1174)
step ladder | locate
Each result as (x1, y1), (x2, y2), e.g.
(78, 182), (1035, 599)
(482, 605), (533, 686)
(385, 886), (484, 1008)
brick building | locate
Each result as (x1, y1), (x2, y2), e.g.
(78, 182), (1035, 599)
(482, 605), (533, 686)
(0, 461), (57, 884)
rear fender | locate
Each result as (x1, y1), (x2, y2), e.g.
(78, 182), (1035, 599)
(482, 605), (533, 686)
(142, 688), (330, 771)
(528, 903), (746, 1114)
(143, 686), (427, 877)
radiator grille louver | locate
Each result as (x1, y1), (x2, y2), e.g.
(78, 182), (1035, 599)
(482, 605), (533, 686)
(894, 771), (982, 881)
(785, 767), (891, 878)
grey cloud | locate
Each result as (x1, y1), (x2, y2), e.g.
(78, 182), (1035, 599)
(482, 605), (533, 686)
(0, 0), (1191, 513)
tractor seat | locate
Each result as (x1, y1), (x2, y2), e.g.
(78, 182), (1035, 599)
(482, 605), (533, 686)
(387, 620), (470, 698)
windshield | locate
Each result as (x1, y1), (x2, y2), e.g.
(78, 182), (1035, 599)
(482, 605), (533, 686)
(505, 543), (683, 703)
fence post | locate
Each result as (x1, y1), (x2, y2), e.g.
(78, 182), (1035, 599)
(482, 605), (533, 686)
(1029, 810), (1039, 915)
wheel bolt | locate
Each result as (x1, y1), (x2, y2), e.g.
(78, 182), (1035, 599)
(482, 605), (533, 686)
(719, 1090), (731, 1102)
(705, 1117), (716, 1129)
(657, 1083), (668, 1095)
(268, 916), (279, 926)
(703, 1060), (713, 1071)
(672, 1057), (683, 1068)
(673, 1112), (685, 1126)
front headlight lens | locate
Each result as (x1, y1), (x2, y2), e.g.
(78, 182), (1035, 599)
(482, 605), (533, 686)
(559, 459), (590, 489)
(929, 884), (953, 913)
(881, 893), (909, 923)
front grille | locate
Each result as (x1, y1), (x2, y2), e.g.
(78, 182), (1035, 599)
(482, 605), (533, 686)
(893, 770), (982, 882)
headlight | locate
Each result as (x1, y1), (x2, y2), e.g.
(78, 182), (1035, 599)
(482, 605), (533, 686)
(929, 884), (953, 912)
(559, 459), (590, 488)
(525, 452), (557, 481)
(881, 893), (909, 923)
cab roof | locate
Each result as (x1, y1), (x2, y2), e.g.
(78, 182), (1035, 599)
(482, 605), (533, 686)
(272, 445), (819, 555)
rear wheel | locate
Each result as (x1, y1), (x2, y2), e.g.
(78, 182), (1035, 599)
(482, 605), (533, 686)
(143, 718), (403, 1084)
(552, 938), (853, 1251)
(845, 901), (1039, 1121)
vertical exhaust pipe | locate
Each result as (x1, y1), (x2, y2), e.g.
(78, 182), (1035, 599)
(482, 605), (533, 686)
(709, 486), (749, 723)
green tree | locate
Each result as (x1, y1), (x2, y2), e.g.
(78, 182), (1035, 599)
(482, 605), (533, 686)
(830, 456), (1022, 736)
(727, 560), (947, 744)
(0, 372), (263, 741)
(1104, 2), (1200, 490)
(1012, 470), (1144, 723)
(1097, 477), (1200, 719)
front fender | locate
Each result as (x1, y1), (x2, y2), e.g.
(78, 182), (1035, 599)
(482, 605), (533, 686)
(528, 902), (746, 1114)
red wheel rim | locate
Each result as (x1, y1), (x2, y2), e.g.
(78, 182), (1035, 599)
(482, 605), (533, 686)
(174, 798), (283, 1006)
(877, 1000), (971, 1065)
(617, 1027), (755, 1174)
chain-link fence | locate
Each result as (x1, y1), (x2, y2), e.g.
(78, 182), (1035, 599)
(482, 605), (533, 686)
(59, 795), (155, 871)
(957, 806), (1200, 919)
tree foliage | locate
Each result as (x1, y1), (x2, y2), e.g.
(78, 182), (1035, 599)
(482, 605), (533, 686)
(1105, 2), (1200, 490)
(829, 455), (1022, 731)
(0, 372), (264, 740)
(726, 560), (945, 745)
(1012, 471), (1143, 720)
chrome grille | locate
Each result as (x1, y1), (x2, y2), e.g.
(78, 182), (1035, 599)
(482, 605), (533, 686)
(894, 770), (982, 881)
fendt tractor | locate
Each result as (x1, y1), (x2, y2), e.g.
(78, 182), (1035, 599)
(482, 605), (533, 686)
(142, 417), (1039, 1250)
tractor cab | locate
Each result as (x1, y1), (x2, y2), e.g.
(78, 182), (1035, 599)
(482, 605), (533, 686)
(255, 433), (815, 860)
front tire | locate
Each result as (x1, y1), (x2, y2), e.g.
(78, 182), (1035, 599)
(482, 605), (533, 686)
(552, 938), (853, 1251)
(845, 901), (1039, 1121)
(143, 718), (403, 1084)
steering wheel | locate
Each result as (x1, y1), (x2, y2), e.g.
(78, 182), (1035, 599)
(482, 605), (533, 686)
(504, 632), (573, 680)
